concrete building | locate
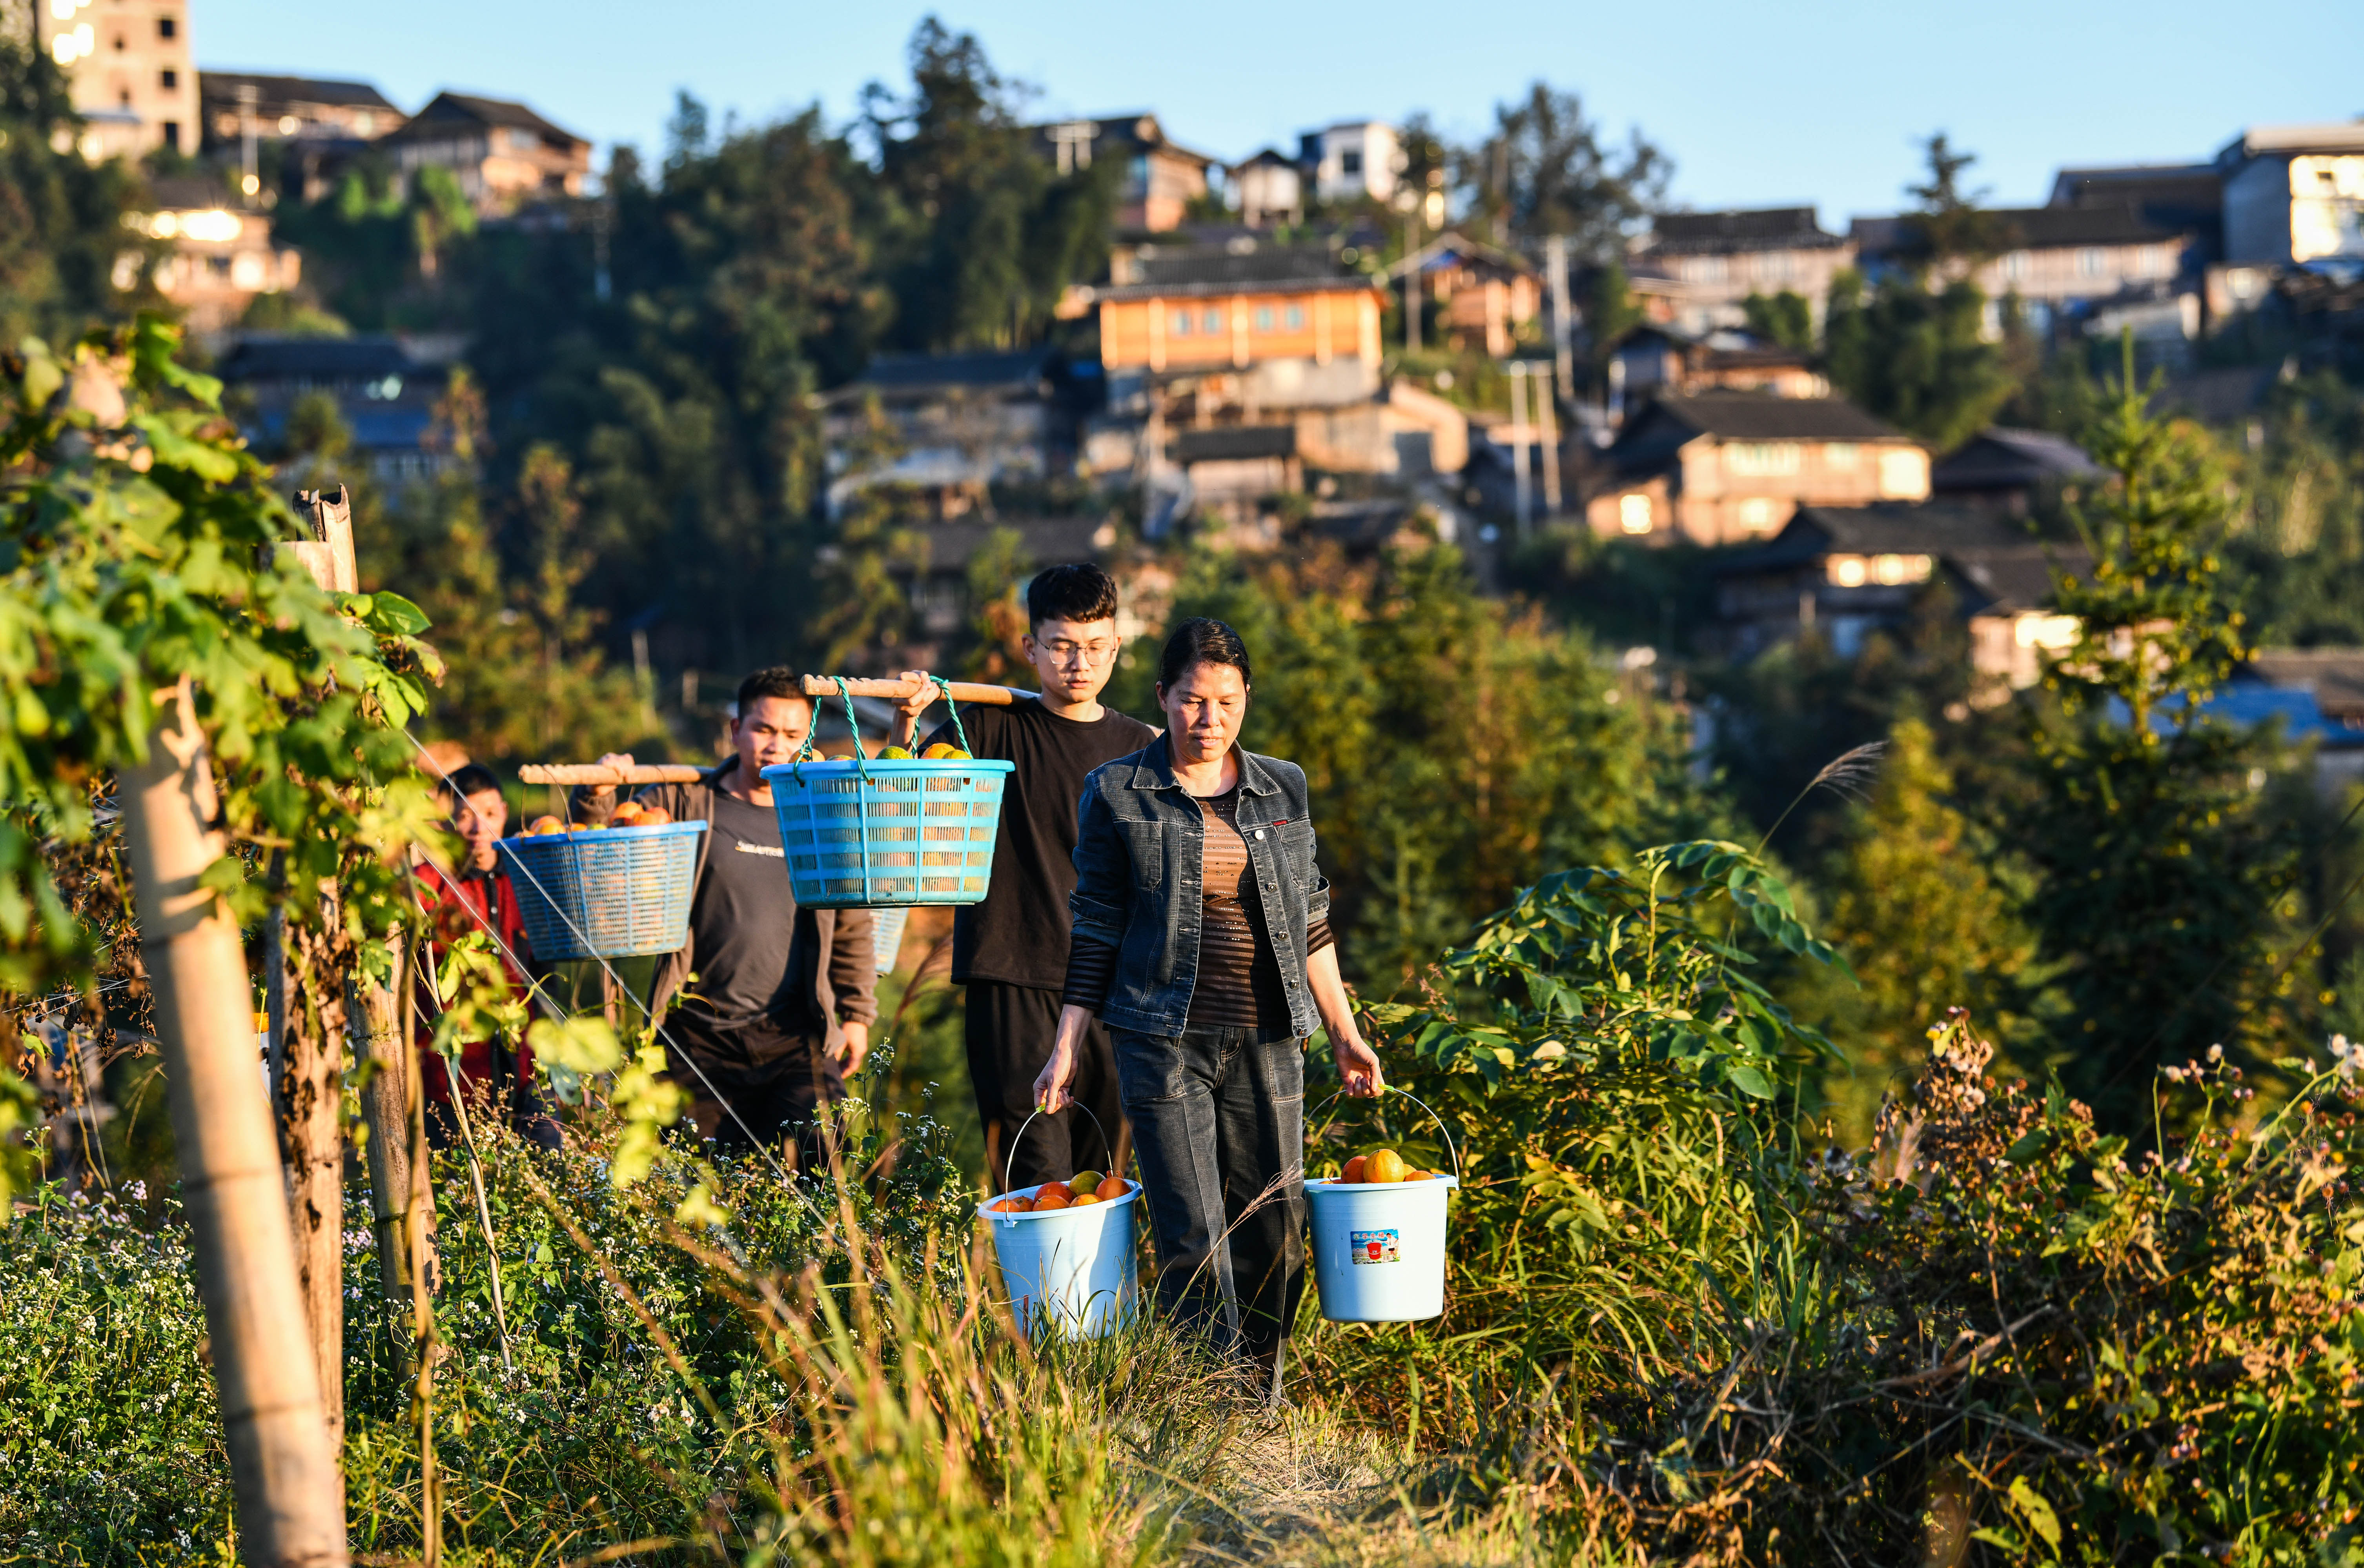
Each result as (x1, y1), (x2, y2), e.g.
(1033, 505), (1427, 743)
(2218, 122), (2364, 269)
(1580, 391), (1929, 546)
(820, 348), (1086, 522)
(1385, 232), (1539, 357)
(1230, 149), (1302, 229)
(1298, 121), (1401, 206)
(35, 0), (199, 158)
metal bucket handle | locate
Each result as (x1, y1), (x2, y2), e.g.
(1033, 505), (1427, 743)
(1003, 1100), (1117, 1198)
(1309, 1083), (1462, 1183)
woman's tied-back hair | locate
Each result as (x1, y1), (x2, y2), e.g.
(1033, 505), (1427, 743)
(1027, 563), (1120, 628)
(1157, 617), (1252, 692)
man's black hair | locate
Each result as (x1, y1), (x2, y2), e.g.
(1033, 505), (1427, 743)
(1158, 617), (1251, 690)
(440, 762), (503, 801)
(736, 666), (811, 716)
(1027, 563), (1120, 630)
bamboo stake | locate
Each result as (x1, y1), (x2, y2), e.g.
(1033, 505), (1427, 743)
(280, 911), (347, 1452)
(350, 940), (413, 1310)
(120, 677), (347, 1566)
(517, 763), (707, 786)
(797, 675), (1038, 706)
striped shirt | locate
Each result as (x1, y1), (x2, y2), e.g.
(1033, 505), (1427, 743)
(1062, 785), (1334, 1031)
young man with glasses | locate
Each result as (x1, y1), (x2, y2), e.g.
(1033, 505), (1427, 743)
(894, 564), (1155, 1194)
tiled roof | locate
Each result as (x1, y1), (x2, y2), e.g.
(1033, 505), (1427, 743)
(852, 349), (1056, 396)
(1171, 424), (1297, 463)
(1991, 204), (2185, 247)
(198, 72), (399, 112)
(1093, 244), (1377, 302)
(894, 517), (1113, 573)
(1642, 207), (1848, 255)
(388, 92), (584, 148)
(1631, 392), (1909, 444)
(1932, 428), (2102, 491)
(217, 334), (417, 384)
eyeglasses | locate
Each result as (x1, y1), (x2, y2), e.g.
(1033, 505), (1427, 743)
(1043, 640), (1122, 665)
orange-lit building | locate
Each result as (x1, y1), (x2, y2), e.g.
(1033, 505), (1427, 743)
(1093, 243), (1384, 400)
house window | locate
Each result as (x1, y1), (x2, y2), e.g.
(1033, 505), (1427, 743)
(159, 67), (176, 89)
(1688, 256), (1728, 285)
(1284, 304), (1305, 330)
(1758, 251), (1793, 282)
(1203, 308), (1222, 334)
(1878, 447), (1929, 498)
(2002, 250), (2028, 281)
(1829, 555), (1869, 587)
(1619, 494), (1653, 534)
(157, 14), (176, 37)
(2077, 247), (2104, 277)
(1726, 442), (1800, 476)
(1171, 309), (1193, 336)
(1255, 306), (1274, 331)
(162, 121), (180, 152)
(1340, 149), (1362, 176)
(1824, 442), (1860, 471)
(1737, 498), (1779, 532)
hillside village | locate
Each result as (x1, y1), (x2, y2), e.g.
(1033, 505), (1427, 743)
(22, 0), (2364, 757)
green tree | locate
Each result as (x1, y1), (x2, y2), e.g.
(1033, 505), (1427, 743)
(1794, 718), (2038, 1139)
(0, 35), (152, 346)
(2019, 343), (2296, 1118)
(1741, 289), (1813, 353)
(1461, 83), (1670, 255)
(1823, 136), (2014, 449)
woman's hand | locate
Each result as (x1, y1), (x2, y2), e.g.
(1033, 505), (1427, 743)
(1333, 1030), (1384, 1098)
(1033, 1004), (1096, 1114)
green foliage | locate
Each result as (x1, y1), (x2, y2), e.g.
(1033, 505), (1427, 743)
(0, 35), (154, 349)
(0, 318), (443, 995)
(2021, 346), (2297, 1115)
(1739, 290), (1812, 354)
(1459, 84), (1671, 256)
(1106, 544), (1718, 990)
(1824, 265), (2014, 451)
(1792, 717), (2040, 1138)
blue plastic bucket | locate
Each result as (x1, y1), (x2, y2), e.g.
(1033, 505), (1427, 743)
(977, 1179), (1141, 1338)
(762, 757), (1015, 908)
(868, 904), (911, 974)
(975, 1105), (1138, 1337)
(1304, 1088), (1462, 1322)
(495, 820), (708, 960)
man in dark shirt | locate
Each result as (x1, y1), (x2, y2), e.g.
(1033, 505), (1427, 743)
(578, 668), (876, 1169)
(894, 564), (1156, 1193)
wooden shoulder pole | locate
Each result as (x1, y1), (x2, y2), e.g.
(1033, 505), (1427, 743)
(798, 675), (1037, 706)
(120, 677), (347, 1566)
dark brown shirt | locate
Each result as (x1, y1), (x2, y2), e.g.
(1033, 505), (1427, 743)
(1062, 783), (1334, 1031)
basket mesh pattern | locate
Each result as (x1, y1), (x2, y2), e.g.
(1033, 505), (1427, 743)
(763, 759), (1015, 907)
(495, 820), (707, 960)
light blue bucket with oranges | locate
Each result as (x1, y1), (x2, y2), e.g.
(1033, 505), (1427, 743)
(1303, 1087), (1461, 1322)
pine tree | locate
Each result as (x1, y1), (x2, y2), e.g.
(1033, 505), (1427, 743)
(2020, 339), (2297, 1120)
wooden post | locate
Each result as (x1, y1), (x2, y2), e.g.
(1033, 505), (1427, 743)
(120, 677), (347, 1567)
(280, 912), (348, 1452)
(350, 942), (413, 1310)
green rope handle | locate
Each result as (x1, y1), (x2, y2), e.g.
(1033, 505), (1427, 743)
(929, 674), (973, 757)
(786, 676), (872, 780)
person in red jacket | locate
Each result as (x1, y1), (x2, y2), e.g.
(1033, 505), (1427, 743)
(414, 763), (561, 1150)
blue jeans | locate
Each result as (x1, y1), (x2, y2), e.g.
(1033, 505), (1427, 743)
(1111, 1025), (1305, 1359)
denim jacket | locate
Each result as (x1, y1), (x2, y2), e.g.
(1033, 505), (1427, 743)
(1069, 738), (1331, 1039)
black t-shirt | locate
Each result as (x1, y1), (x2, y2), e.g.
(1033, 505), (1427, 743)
(924, 698), (1158, 990)
(678, 790), (798, 1029)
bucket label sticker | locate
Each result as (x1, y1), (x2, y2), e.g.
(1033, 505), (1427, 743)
(1350, 1228), (1400, 1264)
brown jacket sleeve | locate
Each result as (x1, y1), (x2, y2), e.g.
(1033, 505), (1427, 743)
(825, 907), (879, 1026)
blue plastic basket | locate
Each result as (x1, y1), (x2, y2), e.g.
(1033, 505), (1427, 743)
(494, 820), (708, 960)
(761, 757), (1014, 907)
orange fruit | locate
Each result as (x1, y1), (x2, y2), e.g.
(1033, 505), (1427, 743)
(1094, 1174), (1128, 1201)
(922, 743), (970, 760)
(1342, 1154), (1368, 1184)
(991, 1197), (1032, 1213)
(1366, 1149), (1408, 1184)
(1031, 1184), (1071, 1210)
(611, 805), (643, 826)
(635, 807), (671, 826)
(1071, 1192), (1103, 1207)
(1068, 1169), (1104, 1200)
(527, 815), (563, 835)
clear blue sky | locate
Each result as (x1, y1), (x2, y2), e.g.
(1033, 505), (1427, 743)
(198, 0), (2360, 223)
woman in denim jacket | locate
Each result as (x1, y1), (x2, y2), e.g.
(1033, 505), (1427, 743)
(1036, 618), (1384, 1382)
